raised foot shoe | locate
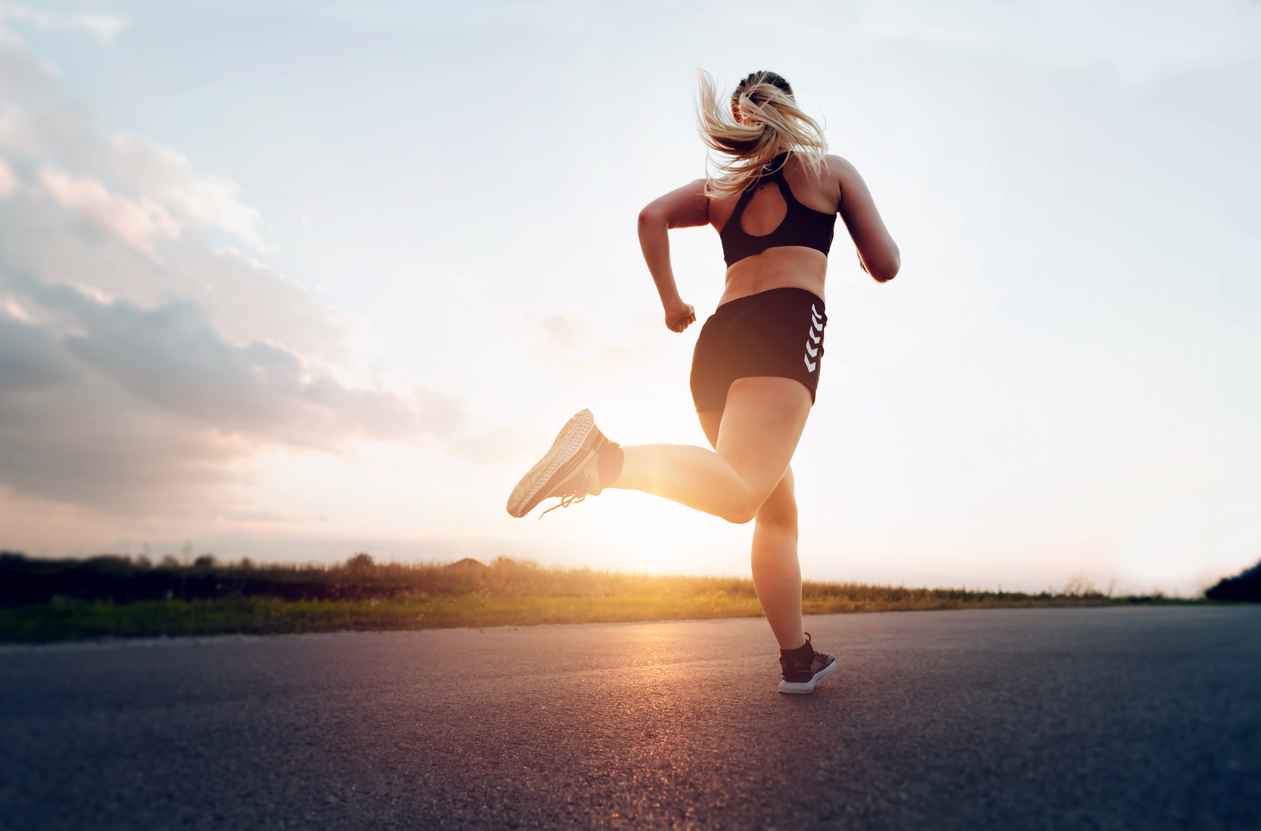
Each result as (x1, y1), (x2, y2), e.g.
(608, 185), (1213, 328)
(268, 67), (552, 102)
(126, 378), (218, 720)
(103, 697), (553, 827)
(777, 633), (838, 694)
(505, 409), (621, 518)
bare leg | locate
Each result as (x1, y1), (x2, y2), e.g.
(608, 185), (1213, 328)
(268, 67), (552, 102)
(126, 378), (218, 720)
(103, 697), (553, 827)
(751, 469), (805, 649)
(606, 377), (812, 524)
(610, 444), (755, 523)
(689, 392), (806, 649)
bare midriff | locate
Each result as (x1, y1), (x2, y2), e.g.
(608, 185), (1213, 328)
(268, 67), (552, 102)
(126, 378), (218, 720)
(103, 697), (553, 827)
(718, 246), (827, 308)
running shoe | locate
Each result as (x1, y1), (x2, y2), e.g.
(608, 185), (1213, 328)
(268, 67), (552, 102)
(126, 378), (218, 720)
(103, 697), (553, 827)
(778, 632), (838, 694)
(506, 409), (615, 518)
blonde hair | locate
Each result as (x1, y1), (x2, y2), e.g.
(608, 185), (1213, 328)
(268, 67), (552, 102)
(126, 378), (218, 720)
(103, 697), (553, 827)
(696, 69), (828, 197)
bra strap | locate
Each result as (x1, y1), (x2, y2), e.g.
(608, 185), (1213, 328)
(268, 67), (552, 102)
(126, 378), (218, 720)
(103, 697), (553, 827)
(727, 152), (793, 232)
(765, 154), (804, 210)
(727, 174), (762, 228)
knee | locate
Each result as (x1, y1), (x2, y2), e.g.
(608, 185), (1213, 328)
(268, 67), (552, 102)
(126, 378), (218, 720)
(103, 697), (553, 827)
(720, 489), (796, 527)
(718, 488), (763, 525)
(754, 473), (797, 531)
(718, 475), (798, 526)
(719, 500), (758, 525)
(756, 490), (797, 532)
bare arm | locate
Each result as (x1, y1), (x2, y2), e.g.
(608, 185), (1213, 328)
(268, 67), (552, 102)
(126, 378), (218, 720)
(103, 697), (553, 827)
(637, 178), (709, 331)
(830, 156), (900, 282)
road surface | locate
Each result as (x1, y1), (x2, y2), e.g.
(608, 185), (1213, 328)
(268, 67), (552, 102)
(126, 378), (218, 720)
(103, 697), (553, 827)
(2, 606), (1258, 829)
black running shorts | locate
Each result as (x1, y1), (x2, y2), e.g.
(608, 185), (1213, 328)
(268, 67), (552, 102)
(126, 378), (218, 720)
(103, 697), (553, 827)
(690, 287), (827, 414)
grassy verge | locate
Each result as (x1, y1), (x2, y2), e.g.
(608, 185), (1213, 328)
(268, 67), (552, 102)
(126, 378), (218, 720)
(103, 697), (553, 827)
(0, 583), (1181, 644)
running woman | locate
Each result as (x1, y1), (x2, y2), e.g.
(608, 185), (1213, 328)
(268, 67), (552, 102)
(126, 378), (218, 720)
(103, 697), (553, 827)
(506, 70), (899, 694)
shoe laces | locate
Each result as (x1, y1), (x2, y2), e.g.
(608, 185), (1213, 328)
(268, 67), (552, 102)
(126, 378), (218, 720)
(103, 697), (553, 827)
(537, 440), (606, 519)
(538, 493), (585, 519)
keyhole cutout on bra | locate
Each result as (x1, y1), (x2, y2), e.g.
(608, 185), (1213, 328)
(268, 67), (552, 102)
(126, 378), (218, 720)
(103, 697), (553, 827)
(739, 182), (788, 237)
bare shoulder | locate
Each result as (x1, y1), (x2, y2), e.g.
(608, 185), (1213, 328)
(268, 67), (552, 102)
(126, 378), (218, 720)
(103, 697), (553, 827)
(824, 154), (862, 187)
(639, 177), (710, 229)
(815, 154), (849, 207)
(825, 154), (879, 208)
(824, 153), (856, 172)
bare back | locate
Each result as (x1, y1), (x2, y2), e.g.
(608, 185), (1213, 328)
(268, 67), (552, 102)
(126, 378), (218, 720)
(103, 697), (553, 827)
(708, 154), (841, 306)
(637, 152), (899, 319)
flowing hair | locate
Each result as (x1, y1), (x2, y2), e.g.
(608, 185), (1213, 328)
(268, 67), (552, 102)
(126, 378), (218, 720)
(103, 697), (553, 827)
(696, 69), (828, 197)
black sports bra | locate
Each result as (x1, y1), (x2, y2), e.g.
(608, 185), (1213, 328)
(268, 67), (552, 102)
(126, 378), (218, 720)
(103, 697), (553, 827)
(718, 152), (838, 267)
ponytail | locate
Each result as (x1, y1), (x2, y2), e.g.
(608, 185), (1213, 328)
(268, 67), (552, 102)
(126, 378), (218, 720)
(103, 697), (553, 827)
(696, 69), (828, 197)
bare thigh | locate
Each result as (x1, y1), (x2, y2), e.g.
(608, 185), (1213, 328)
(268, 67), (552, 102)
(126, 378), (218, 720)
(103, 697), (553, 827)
(698, 407), (796, 520)
(697, 409), (722, 449)
(697, 376), (811, 515)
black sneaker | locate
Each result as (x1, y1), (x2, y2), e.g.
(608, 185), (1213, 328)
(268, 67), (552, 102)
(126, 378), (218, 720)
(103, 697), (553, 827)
(778, 633), (838, 694)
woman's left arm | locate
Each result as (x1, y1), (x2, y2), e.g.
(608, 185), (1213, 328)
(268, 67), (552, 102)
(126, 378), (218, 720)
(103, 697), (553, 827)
(830, 156), (900, 283)
(637, 178), (709, 332)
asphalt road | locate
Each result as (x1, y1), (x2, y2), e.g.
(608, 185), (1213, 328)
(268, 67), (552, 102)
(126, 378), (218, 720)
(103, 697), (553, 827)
(2, 606), (1258, 830)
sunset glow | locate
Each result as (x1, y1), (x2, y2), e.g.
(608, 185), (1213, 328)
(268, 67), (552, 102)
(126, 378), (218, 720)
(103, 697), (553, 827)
(2, 1), (1258, 596)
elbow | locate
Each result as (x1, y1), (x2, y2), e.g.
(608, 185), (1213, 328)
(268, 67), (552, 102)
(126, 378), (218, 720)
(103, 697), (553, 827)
(637, 207), (666, 232)
(871, 246), (900, 283)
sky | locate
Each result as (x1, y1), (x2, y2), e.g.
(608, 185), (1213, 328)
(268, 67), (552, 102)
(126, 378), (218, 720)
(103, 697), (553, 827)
(1, 1), (1258, 595)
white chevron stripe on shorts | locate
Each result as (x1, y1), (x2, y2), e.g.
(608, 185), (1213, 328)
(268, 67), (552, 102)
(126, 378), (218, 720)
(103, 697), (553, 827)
(803, 305), (824, 374)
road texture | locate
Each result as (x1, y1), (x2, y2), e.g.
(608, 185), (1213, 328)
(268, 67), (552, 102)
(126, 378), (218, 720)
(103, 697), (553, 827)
(2, 606), (1258, 830)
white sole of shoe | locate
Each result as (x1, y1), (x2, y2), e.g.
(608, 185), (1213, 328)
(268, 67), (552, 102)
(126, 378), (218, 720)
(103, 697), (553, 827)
(777, 657), (839, 695)
(505, 409), (600, 518)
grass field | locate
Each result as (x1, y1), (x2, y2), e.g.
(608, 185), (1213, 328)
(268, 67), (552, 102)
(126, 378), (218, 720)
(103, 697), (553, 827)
(0, 553), (1186, 643)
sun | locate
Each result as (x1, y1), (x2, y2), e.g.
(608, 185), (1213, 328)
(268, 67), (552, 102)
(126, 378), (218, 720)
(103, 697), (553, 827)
(562, 444), (752, 578)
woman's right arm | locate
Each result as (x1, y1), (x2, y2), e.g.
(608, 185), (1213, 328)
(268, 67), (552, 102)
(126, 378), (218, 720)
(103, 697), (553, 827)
(830, 156), (900, 282)
(637, 178), (709, 331)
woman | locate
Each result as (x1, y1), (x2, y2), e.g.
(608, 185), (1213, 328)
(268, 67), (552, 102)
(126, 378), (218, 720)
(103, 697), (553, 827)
(506, 70), (899, 694)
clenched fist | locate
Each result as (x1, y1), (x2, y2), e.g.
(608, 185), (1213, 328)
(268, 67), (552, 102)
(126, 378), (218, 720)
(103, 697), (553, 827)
(665, 301), (696, 333)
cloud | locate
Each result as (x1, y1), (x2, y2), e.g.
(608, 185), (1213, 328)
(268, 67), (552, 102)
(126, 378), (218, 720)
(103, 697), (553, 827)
(109, 133), (263, 249)
(0, 155), (13, 196)
(0, 34), (330, 359)
(0, 308), (75, 389)
(0, 307), (244, 510)
(0, 274), (467, 509)
(6, 273), (464, 445)
(0, 20), (473, 521)
(38, 166), (180, 255)
(0, 3), (128, 45)
(0, 383), (244, 512)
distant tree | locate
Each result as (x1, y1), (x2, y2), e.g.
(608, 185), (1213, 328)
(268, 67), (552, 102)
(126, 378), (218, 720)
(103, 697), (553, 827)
(193, 555), (216, 569)
(239, 557), (255, 571)
(159, 555), (180, 569)
(1062, 575), (1100, 597)
(135, 555), (153, 569)
(347, 552), (375, 571)
(1205, 559), (1261, 602)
